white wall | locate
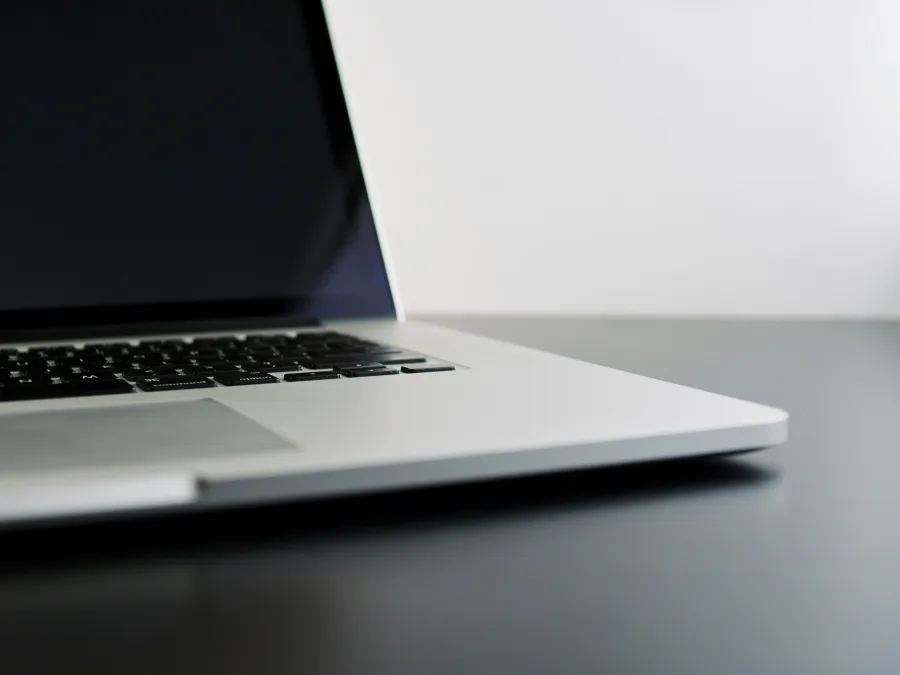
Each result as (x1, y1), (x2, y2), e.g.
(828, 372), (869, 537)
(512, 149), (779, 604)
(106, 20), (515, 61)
(324, 0), (900, 316)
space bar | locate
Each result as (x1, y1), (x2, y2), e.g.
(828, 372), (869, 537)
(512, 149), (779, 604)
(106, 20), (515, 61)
(0, 379), (134, 401)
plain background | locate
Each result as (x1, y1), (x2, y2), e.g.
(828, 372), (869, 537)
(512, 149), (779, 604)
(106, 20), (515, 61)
(324, 0), (900, 316)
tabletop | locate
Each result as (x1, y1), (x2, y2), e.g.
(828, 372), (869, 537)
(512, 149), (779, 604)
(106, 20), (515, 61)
(3, 317), (899, 675)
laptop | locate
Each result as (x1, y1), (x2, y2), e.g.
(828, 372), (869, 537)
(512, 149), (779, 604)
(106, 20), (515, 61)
(0, 0), (787, 527)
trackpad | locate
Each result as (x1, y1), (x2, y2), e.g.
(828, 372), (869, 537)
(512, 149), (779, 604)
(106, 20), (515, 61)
(0, 399), (295, 474)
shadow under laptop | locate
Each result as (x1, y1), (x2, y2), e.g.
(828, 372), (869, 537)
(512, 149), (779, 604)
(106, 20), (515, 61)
(0, 454), (781, 675)
(0, 453), (779, 571)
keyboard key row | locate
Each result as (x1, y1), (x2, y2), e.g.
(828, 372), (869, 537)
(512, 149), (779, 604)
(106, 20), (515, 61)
(1, 332), (457, 402)
(5, 354), (430, 375)
(0, 377), (134, 401)
(0, 363), (456, 400)
(8, 345), (398, 363)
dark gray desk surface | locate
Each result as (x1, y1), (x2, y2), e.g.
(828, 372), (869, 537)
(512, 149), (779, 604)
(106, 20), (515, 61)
(3, 317), (899, 675)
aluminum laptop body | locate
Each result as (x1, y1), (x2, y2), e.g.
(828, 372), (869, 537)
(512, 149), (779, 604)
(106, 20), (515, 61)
(0, 1), (787, 527)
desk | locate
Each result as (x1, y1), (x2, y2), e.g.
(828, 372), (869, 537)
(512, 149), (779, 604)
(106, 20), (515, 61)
(3, 317), (898, 675)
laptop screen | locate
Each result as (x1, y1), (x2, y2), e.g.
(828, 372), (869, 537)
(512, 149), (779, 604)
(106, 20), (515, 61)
(0, 1), (395, 337)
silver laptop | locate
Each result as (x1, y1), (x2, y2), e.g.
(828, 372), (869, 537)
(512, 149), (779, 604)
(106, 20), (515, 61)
(0, 1), (787, 527)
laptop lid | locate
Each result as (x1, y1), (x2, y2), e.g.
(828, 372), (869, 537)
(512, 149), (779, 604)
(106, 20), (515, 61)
(0, 1), (398, 344)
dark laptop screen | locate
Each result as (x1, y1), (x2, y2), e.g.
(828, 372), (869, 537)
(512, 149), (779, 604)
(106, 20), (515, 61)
(0, 1), (395, 336)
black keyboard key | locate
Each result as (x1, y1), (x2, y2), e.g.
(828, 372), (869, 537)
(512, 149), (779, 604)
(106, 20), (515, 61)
(80, 356), (114, 367)
(322, 362), (381, 372)
(244, 349), (280, 360)
(203, 361), (241, 371)
(228, 361), (263, 371)
(295, 362), (333, 371)
(60, 377), (134, 396)
(184, 369), (244, 379)
(165, 361), (197, 370)
(219, 349), (250, 359)
(156, 350), (189, 361)
(379, 356), (427, 365)
(183, 361), (237, 370)
(182, 349), (223, 359)
(10, 366), (51, 377)
(283, 372), (341, 382)
(257, 358), (303, 373)
(271, 357), (303, 365)
(0, 381), (54, 401)
(303, 348), (333, 357)
(84, 349), (131, 360)
(78, 366), (119, 378)
(0, 348), (19, 356)
(276, 350), (310, 360)
(11, 357), (47, 368)
(121, 366), (151, 377)
(192, 352), (226, 362)
(135, 375), (215, 392)
(342, 368), (399, 378)
(43, 366), (76, 378)
(83, 343), (135, 356)
(151, 366), (181, 375)
(123, 367), (179, 381)
(130, 347), (165, 357)
(50, 347), (78, 356)
(130, 355), (168, 365)
(0, 380), (38, 399)
(53, 359), (81, 368)
(6, 375), (53, 387)
(257, 364), (301, 374)
(0, 377), (133, 401)
(183, 362), (239, 372)
(63, 372), (123, 384)
(23, 348), (59, 359)
(401, 365), (456, 374)
(213, 371), (280, 386)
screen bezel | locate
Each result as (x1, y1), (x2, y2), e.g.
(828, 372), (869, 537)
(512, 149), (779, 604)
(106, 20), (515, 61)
(0, 1), (397, 344)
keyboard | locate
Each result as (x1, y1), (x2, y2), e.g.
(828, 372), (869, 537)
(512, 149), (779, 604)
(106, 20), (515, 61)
(0, 331), (455, 402)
